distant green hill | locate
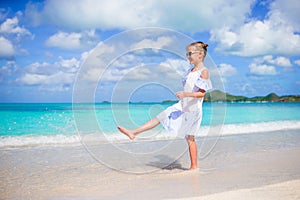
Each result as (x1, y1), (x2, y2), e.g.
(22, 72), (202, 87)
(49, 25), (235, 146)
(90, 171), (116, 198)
(204, 90), (300, 102)
(126, 90), (300, 104)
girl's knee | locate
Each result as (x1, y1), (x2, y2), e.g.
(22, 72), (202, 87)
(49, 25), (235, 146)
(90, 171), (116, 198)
(186, 135), (195, 144)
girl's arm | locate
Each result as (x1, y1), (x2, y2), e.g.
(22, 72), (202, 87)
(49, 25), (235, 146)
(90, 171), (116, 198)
(176, 69), (209, 99)
(176, 90), (206, 99)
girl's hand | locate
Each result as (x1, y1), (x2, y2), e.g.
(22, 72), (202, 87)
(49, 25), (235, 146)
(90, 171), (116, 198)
(176, 91), (185, 99)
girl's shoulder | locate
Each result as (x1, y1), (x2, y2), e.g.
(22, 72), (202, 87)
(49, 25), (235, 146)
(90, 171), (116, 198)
(199, 67), (209, 79)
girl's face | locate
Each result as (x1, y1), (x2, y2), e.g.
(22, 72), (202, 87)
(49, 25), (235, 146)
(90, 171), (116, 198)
(186, 46), (204, 65)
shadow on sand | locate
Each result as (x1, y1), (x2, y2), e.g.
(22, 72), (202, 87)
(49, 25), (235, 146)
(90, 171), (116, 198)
(146, 155), (189, 171)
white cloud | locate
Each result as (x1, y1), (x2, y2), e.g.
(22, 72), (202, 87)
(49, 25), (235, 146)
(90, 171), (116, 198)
(248, 55), (293, 76)
(159, 59), (188, 76)
(20, 0), (300, 58)
(0, 61), (17, 82)
(97, 56), (187, 84)
(58, 57), (80, 72)
(19, 73), (48, 85)
(121, 65), (153, 81)
(249, 63), (277, 76)
(156, 0), (254, 32)
(17, 57), (81, 85)
(131, 36), (172, 50)
(247, 54), (295, 76)
(210, 0), (300, 56)
(18, 71), (75, 85)
(45, 31), (98, 50)
(112, 54), (139, 69)
(255, 55), (292, 67)
(217, 63), (238, 76)
(79, 43), (115, 82)
(79, 40), (189, 88)
(265, 56), (292, 67)
(0, 16), (31, 36)
(46, 32), (81, 49)
(77, 34), (190, 83)
(25, 0), (254, 32)
(38, 84), (71, 92)
(295, 60), (300, 67)
(0, 15), (32, 59)
(210, 20), (300, 56)
(0, 36), (14, 59)
(25, 0), (155, 29)
(270, 0), (300, 30)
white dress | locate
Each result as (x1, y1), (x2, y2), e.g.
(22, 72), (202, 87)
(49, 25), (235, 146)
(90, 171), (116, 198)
(156, 67), (212, 138)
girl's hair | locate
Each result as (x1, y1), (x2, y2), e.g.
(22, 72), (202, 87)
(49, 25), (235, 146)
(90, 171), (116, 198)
(188, 41), (209, 57)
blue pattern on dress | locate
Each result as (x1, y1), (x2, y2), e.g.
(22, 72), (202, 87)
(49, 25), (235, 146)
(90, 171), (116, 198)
(168, 110), (183, 120)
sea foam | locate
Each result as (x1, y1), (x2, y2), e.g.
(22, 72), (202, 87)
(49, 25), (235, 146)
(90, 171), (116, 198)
(1, 120), (300, 148)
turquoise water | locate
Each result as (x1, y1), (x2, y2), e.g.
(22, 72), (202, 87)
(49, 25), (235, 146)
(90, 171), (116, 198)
(1, 102), (300, 147)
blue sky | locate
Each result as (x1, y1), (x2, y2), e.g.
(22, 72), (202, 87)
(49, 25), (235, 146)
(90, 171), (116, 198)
(0, 0), (300, 102)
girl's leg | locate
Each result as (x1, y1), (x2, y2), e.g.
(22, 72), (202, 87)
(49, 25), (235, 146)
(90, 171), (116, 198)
(186, 135), (198, 170)
(118, 118), (160, 140)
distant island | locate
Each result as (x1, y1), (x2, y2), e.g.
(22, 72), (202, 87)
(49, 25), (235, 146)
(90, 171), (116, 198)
(101, 90), (300, 104)
(204, 90), (300, 102)
(161, 90), (300, 103)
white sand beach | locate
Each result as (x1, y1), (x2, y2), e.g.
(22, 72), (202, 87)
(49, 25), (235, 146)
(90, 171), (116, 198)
(167, 179), (300, 200)
(1, 129), (300, 200)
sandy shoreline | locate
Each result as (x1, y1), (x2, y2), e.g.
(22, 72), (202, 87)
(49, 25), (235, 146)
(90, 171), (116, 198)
(167, 179), (300, 200)
(1, 129), (300, 199)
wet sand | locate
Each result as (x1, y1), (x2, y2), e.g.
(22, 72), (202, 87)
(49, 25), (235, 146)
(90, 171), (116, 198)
(1, 129), (300, 200)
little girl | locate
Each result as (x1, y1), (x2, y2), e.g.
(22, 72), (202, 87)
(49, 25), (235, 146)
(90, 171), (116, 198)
(118, 41), (212, 170)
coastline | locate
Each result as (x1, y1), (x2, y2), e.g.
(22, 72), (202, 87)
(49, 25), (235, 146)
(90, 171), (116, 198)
(1, 119), (300, 149)
(1, 129), (300, 199)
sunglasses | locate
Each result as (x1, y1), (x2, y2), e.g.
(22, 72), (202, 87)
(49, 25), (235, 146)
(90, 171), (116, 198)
(186, 51), (200, 57)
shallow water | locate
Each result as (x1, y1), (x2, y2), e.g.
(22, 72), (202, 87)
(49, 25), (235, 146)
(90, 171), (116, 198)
(1, 102), (300, 148)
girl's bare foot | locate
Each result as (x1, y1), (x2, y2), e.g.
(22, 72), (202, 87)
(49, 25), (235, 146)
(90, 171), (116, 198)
(117, 126), (135, 140)
(189, 166), (198, 170)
